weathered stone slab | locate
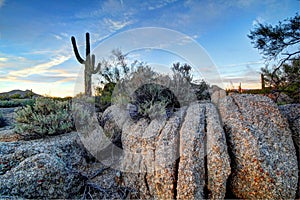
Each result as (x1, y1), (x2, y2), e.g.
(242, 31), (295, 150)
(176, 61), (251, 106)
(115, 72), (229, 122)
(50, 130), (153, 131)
(218, 94), (298, 199)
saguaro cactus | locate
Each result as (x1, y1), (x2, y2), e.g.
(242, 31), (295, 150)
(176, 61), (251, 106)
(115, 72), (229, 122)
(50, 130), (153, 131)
(71, 32), (101, 96)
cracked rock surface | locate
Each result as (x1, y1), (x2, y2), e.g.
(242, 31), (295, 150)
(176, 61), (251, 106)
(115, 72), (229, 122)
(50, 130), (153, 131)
(218, 94), (298, 199)
(0, 153), (85, 199)
(0, 133), (88, 198)
(279, 104), (300, 199)
(121, 102), (230, 199)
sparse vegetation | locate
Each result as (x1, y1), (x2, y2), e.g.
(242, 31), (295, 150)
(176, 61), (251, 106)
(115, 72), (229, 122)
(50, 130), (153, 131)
(0, 99), (35, 108)
(261, 58), (300, 103)
(112, 62), (209, 121)
(129, 83), (180, 120)
(94, 49), (132, 111)
(14, 97), (74, 139)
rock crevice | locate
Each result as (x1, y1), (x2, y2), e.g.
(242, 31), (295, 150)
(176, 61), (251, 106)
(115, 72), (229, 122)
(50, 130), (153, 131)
(121, 102), (231, 199)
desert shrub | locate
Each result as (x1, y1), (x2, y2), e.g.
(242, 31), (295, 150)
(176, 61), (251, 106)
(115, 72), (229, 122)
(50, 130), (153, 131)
(104, 59), (209, 121)
(166, 72), (197, 105)
(0, 94), (10, 101)
(0, 99), (35, 108)
(113, 65), (198, 121)
(112, 65), (159, 107)
(0, 100), (21, 107)
(92, 49), (131, 111)
(14, 97), (74, 139)
(128, 83), (181, 120)
(171, 62), (193, 82)
(0, 111), (6, 127)
(24, 90), (35, 99)
(95, 82), (116, 112)
(72, 98), (99, 134)
(9, 93), (21, 99)
(192, 80), (211, 101)
(171, 62), (210, 102)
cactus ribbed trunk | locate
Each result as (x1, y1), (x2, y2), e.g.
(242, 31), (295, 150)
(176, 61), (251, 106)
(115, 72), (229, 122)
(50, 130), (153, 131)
(71, 32), (100, 96)
(85, 69), (92, 96)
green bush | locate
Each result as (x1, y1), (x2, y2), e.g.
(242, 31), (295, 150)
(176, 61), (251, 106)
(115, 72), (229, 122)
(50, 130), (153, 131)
(95, 82), (116, 112)
(0, 100), (21, 107)
(14, 97), (74, 139)
(71, 98), (98, 134)
(0, 99), (35, 108)
(0, 111), (6, 128)
(129, 83), (181, 120)
(0, 94), (10, 101)
(9, 93), (21, 99)
(113, 65), (201, 121)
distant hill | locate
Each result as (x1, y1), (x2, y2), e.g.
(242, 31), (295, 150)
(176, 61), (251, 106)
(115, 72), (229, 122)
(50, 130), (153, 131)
(0, 90), (41, 98)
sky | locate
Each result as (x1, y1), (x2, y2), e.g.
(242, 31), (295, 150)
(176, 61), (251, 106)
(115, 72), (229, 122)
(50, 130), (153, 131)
(0, 0), (299, 97)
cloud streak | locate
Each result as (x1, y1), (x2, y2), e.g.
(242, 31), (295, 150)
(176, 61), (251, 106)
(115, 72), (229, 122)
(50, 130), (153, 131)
(0, 57), (8, 62)
(9, 55), (71, 77)
(104, 18), (133, 31)
(147, 0), (178, 10)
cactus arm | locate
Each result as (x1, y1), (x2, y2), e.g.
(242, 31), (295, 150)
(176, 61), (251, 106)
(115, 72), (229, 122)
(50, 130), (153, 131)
(92, 54), (95, 68)
(71, 36), (85, 64)
(93, 62), (101, 74)
(86, 32), (90, 57)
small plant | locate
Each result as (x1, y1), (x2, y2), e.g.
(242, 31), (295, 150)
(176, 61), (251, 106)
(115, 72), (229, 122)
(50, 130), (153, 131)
(14, 97), (74, 139)
(128, 83), (180, 121)
(192, 80), (211, 101)
(95, 82), (116, 112)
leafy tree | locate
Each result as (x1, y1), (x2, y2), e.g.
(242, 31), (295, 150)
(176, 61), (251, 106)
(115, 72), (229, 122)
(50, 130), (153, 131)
(261, 57), (300, 102)
(249, 13), (300, 103)
(248, 13), (300, 66)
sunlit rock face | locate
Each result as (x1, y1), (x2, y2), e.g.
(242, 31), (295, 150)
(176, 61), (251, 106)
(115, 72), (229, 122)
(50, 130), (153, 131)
(218, 94), (298, 199)
(0, 133), (88, 198)
(121, 102), (230, 199)
(279, 104), (300, 199)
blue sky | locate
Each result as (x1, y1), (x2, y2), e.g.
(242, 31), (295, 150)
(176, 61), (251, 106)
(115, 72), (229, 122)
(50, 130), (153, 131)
(0, 0), (299, 97)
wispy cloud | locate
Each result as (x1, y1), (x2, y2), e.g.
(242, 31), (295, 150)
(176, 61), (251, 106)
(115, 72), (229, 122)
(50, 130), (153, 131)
(0, 0), (5, 8)
(53, 34), (63, 40)
(74, 0), (136, 35)
(104, 18), (133, 31)
(75, 0), (131, 19)
(147, 0), (178, 10)
(53, 32), (70, 40)
(60, 32), (69, 38)
(9, 55), (71, 77)
(220, 60), (264, 68)
(0, 57), (8, 62)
